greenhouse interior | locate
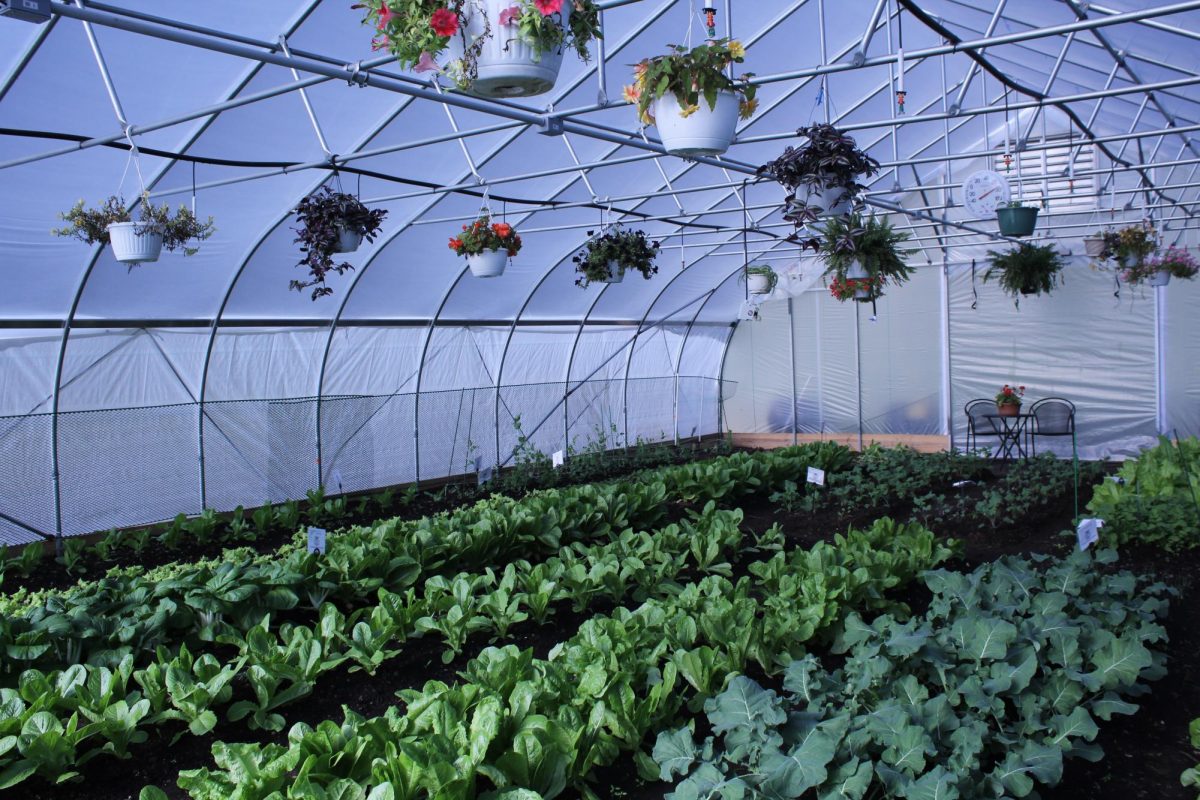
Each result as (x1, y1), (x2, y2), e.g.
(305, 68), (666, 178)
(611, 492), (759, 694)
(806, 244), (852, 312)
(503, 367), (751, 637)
(1, 0), (1199, 797)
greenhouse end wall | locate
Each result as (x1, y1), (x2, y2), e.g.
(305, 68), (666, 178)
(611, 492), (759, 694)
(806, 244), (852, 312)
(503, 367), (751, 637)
(723, 257), (1194, 459)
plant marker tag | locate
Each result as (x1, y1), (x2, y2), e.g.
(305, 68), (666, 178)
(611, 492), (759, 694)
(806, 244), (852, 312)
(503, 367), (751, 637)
(307, 526), (326, 555)
(552, 450), (565, 468)
(806, 467), (826, 486)
(1076, 518), (1103, 552)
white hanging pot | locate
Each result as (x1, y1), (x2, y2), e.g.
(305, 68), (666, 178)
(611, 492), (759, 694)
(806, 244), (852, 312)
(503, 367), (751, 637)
(462, 0), (568, 98)
(746, 272), (771, 295)
(1148, 270), (1171, 287)
(651, 91), (739, 157)
(599, 260), (625, 283)
(799, 179), (853, 218)
(1082, 234), (1106, 257)
(331, 224), (363, 254)
(467, 249), (508, 278)
(107, 222), (163, 265)
(847, 258), (871, 300)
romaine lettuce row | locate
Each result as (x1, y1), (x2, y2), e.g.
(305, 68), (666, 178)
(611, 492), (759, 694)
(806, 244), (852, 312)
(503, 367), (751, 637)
(173, 517), (950, 800)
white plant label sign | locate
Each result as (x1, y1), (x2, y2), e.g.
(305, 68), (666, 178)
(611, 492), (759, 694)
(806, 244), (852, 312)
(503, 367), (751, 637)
(552, 450), (565, 468)
(806, 467), (826, 486)
(307, 526), (326, 555)
(1076, 518), (1104, 551)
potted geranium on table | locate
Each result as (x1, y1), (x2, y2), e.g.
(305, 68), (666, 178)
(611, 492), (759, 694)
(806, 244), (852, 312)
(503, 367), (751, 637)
(449, 215), (522, 277)
(757, 123), (880, 222)
(291, 187), (388, 300)
(995, 383), (1025, 417)
(357, 0), (601, 98)
(983, 242), (1065, 301)
(624, 38), (757, 157)
(1121, 245), (1199, 287)
(812, 213), (913, 303)
(54, 194), (215, 265)
(572, 226), (659, 288)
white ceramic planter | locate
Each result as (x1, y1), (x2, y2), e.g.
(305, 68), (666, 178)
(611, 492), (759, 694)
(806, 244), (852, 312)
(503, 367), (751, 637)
(599, 261), (625, 284)
(1082, 235), (1106, 258)
(107, 222), (163, 264)
(799, 180), (853, 218)
(463, 0), (567, 98)
(467, 249), (508, 278)
(331, 225), (363, 254)
(847, 258), (871, 299)
(746, 272), (772, 295)
(651, 91), (739, 157)
(1147, 270), (1171, 287)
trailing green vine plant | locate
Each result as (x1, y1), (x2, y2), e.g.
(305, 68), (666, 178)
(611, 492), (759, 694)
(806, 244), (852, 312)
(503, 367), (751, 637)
(54, 195), (215, 258)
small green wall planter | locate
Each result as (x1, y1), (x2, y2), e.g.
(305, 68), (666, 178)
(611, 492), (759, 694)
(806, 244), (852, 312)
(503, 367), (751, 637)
(997, 206), (1039, 237)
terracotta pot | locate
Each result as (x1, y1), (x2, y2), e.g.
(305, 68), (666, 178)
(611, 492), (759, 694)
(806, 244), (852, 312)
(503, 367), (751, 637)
(996, 403), (1020, 417)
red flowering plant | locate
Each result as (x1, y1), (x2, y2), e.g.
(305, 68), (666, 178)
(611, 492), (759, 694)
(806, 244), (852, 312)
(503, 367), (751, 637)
(994, 384), (1026, 408)
(828, 274), (884, 302)
(448, 216), (522, 258)
(355, 0), (601, 90)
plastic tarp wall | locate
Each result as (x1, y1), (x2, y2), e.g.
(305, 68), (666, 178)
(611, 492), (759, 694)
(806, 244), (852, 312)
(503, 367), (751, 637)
(0, 322), (717, 543)
(722, 264), (943, 439)
(724, 256), (1194, 459)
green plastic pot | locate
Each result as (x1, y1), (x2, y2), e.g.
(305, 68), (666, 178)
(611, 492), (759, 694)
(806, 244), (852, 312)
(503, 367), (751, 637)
(997, 206), (1039, 237)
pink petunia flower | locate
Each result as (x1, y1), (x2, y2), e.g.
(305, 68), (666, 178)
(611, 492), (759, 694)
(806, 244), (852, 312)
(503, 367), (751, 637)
(533, 0), (563, 15)
(498, 5), (521, 25)
(414, 51), (442, 73)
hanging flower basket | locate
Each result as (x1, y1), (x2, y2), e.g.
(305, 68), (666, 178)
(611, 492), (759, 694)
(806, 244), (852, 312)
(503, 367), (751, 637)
(997, 204), (1038, 237)
(107, 222), (164, 265)
(1120, 245), (1197, 288)
(1082, 234), (1106, 258)
(572, 226), (659, 288)
(626, 39), (757, 159)
(465, 0), (568, 97)
(815, 213), (914, 303)
(759, 124), (880, 226)
(53, 194), (215, 266)
(359, 0), (601, 97)
(451, 215), (522, 278)
(291, 187), (388, 299)
(742, 264), (777, 296)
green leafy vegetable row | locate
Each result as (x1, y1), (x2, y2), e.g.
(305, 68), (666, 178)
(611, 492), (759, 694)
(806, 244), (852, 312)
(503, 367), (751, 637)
(2, 442), (851, 676)
(654, 548), (1173, 799)
(171, 517), (952, 800)
(0, 504), (751, 790)
(1184, 718), (1200, 797)
(1088, 435), (1200, 552)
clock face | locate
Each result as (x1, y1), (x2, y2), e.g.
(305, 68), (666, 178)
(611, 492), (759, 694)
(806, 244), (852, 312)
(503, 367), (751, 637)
(962, 170), (1011, 217)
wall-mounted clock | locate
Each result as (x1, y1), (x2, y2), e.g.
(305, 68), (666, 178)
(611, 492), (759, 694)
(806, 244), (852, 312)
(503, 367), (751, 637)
(962, 170), (1012, 217)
